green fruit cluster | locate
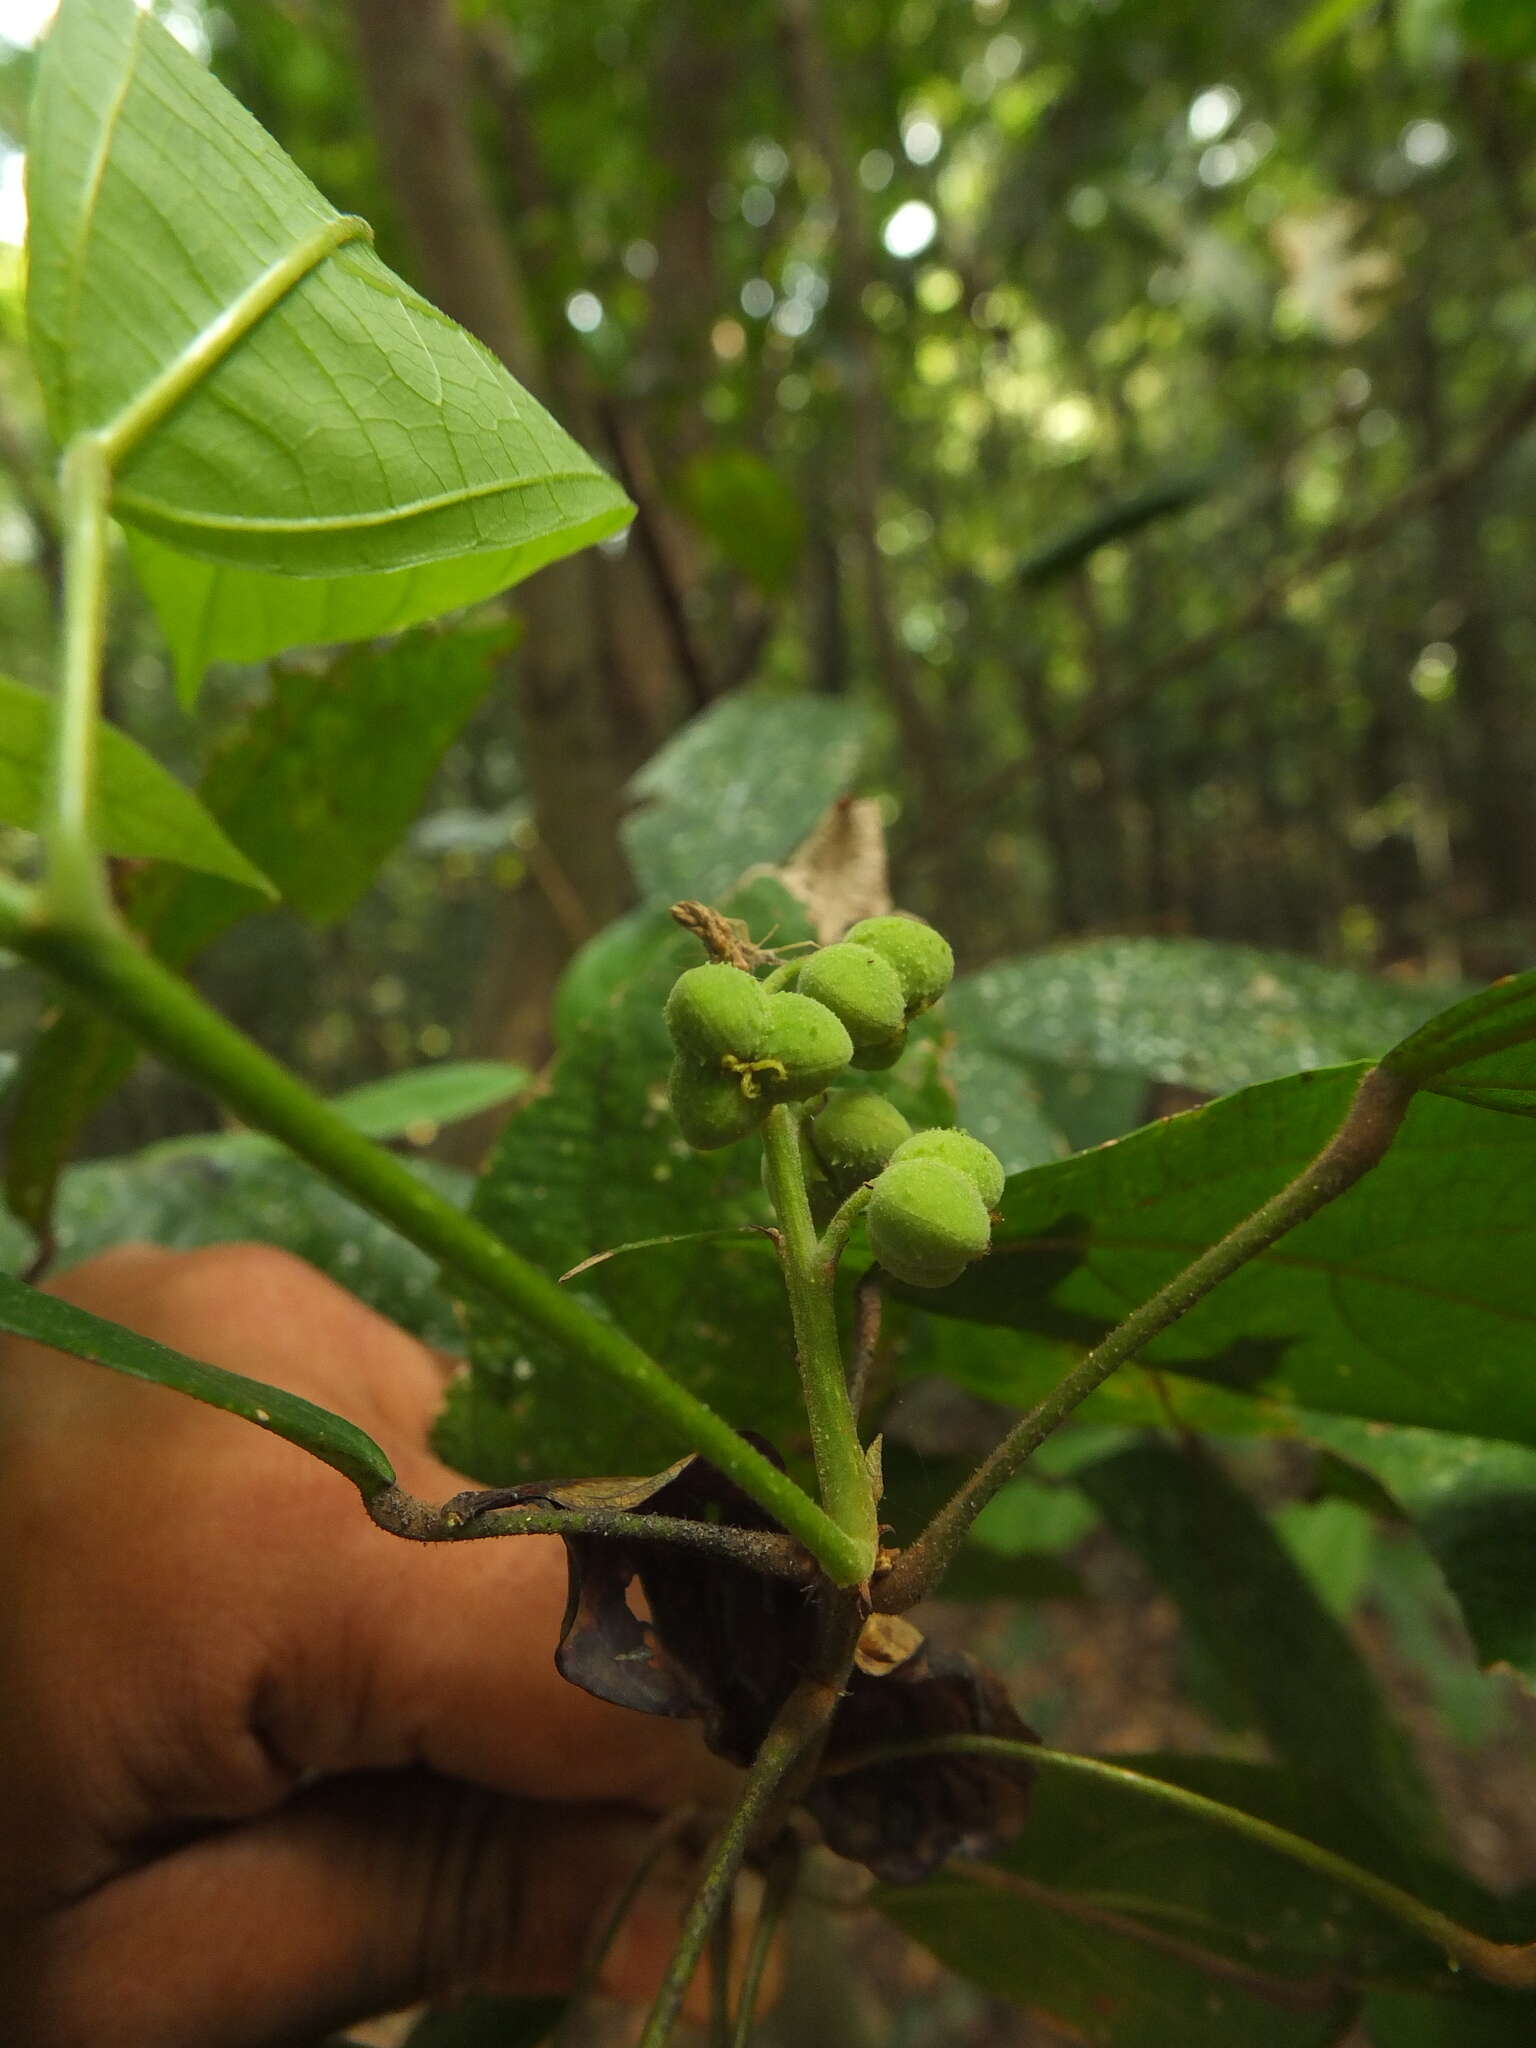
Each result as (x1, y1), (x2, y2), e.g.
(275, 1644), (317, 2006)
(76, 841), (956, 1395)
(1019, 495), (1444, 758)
(820, 914), (955, 1070)
(664, 961), (856, 1150)
(865, 1125), (1004, 1288)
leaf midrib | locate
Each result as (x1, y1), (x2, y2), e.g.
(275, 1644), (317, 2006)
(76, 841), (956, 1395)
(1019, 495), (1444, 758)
(114, 468), (608, 537)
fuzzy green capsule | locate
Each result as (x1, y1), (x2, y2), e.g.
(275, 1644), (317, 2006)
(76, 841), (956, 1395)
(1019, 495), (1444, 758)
(797, 943), (906, 1051)
(665, 962), (769, 1064)
(845, 916), (954, 1015)
(753, 990), (854, 1101)
(668, 1059), (767, 1151)
(810, 1091), (913, 1193)
(868, 1157), (991, 1288)
(851, 1027), (906, 1072)
(890, 1127), (1005, 1209)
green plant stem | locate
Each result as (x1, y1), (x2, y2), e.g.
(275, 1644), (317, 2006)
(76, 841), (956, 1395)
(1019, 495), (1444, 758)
(638, 1676), (837, 2048)
(876, 1063), (1414, 1610)
(367, 1485), (818, 1581)
(729, 1833), (800, 2048)
(817, 1183), (872, 1271)
(760, 1105), (877, 1577)
(0, 901), (866, 1586)
(42, 216), (373, 934)
(45, 436), (113, 928)
(836, 1738), (1536, 1991)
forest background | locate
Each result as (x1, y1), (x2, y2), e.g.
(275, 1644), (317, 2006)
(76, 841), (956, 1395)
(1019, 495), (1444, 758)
(2, 4), (1536, 2038)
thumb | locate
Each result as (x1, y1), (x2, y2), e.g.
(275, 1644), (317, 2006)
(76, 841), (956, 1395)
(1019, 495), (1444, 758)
(11, 1772), (692, 2048)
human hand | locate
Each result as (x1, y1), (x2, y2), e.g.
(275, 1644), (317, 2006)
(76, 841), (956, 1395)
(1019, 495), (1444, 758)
(0, 1243), (731, 2048)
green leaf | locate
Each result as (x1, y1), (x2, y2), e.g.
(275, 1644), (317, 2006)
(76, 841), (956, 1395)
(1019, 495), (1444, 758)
(28, 0), (630, 575)
(917, 1065), (1536, 1449)
(620, 688), (871, 903)
(1015, 469), (1219, 588)
(3, 626), (499, 1244)
(402, 1995), (564, 2048)
(0, 675), (273, 893)
(0, 1147), (470, 1355)
(173, 622), (507, 932)
(1384, 970), (1536, 1117)
(671, 446), (806, 596)
(1077, 1440), (1433, 1835)
(1301, 1414), (1536, 1689)
(1280, 0), (1377, 61)
(946, 938), (1456, 1101)
(449, 881), (813, 1486)
(0, 1268), (395, 1495)
(137, 1062), (531, 1162)
(880, 1753), (1510, 2045)
(126, 528), (535, 705)
(1364, 1980), (1536, 2045)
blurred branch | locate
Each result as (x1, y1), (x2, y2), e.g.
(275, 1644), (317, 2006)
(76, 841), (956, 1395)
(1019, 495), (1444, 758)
(926, 361), (1536, 854)
(781, 0), (950, 812)
(599, 396), (715, 713)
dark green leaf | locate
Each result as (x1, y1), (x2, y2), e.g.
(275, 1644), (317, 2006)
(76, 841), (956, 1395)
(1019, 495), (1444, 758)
(28, 0), (630, 581)
(880, 1753), (1506, 2046)
(451, 881), (813, 1484)
(1363, 1980), (1536, 2044)
(671, 446), (805, 596)
(0, 1269), (394, 1495)
(1014, 469), (1219, 587)
(1384, 970), (1536, 1117)
(1077, 1440), (1432, 1834)
(0, 675), (273, 893)
(620, 688), (870, 903)
(919, 1066), (1536, 1449)
(185, 624), (508, 929)
(946, 939), (1455, 1100)
(1301, 1415), (1536, 1689)
(2, 626), (500, 1243)
(402, 1994), (564, 2048)
(127, 528), (533, 704)
(0, 1147), (469, 1354)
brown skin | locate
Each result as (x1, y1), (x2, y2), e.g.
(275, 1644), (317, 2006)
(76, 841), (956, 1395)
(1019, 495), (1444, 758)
(0, 1242), (735, 2048)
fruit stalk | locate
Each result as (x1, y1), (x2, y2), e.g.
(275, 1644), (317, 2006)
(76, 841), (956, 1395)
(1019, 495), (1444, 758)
(761, 1104), (878, 1576)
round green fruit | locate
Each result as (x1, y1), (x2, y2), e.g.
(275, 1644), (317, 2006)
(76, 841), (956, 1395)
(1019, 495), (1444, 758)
(890, 1127), (1005, 1209)
(851, 1027), (906, 1072)
(754, 991), (854, 1101)
(796, 943), (906, 1051)
(665, 962), (769, 1064)
(668, 1059), (766, 1151)
(867, 1157), (991, 1288)
(809, 1091), (913, 1193)
(844, 916), (954, 1015)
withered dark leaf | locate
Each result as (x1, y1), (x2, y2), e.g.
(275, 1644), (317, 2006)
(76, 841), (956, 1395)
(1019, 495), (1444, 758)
(479, 1441), (1035, 1882)
(810, 1641), (1037, 1884)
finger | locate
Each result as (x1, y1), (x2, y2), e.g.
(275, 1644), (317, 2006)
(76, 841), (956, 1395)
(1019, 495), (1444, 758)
(7, 1772), (695, 2048)
(18, 1246), (734, 1819)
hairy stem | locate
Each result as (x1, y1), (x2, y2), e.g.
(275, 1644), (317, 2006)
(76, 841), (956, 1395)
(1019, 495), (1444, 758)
(45, 437), (113, 928)
(877, 1064), (1414, 1610)
(818, 1183), (872, 1272)
(760, 1105), (877, 1577)
(638, 1675), (839, 2048)
(729, 1832), (800, 2048)
(0, 903), (865, 1585)
(835, 1738), (1536, 1991)
(368, 1484), (818, 1582)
